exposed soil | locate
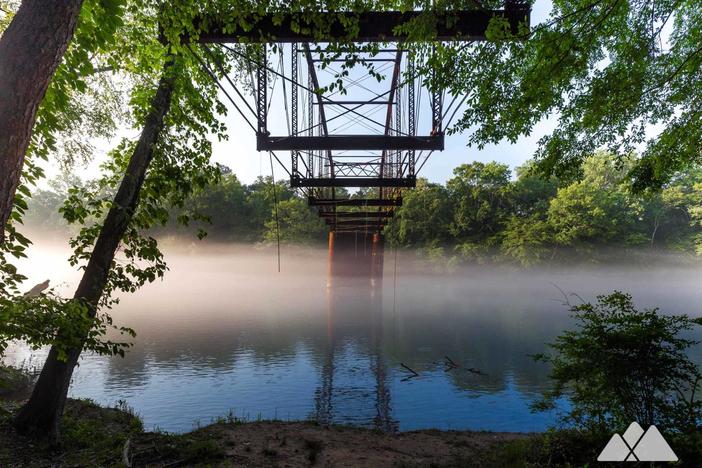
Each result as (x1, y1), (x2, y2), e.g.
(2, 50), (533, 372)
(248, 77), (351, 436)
(130, 421), (529, 467)
(0, 396), (531, 467)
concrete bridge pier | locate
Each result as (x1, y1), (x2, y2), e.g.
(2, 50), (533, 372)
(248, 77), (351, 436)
(326, 230), (385, 288)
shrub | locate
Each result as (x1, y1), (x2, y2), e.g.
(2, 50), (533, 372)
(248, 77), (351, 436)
(533, 291), (702, 435)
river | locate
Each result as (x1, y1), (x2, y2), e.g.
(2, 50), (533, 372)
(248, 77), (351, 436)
(5, 241), (702, 433)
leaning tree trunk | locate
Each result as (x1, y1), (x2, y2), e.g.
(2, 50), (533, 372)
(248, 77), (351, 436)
(0, 0), (85, 244)
(13, 59), (176, 439)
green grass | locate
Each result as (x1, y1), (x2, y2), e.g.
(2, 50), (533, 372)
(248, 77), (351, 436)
(0, 398), (144, 467)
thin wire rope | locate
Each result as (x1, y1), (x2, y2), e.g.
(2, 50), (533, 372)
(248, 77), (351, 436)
(322, 62), (395, 96)
(221, 43), (416, 137)
(330, 106), (386, 134)
(186, 44), (257, 133)
(201, 44), (257, 118)
(266, 45), (281, 114)
(315, 44), (470, 136)
(443, 93), (469, 131)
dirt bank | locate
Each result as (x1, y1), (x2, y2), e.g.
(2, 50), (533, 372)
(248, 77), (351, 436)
(132, 421), (528, 467)
(0, 398), (531, 467)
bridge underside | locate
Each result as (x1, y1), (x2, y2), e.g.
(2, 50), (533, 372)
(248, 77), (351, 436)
(187, 3), (530, 273)
(327, 231), (384, 284)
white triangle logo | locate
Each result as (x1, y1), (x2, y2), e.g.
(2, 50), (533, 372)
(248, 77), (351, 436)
(597, 422), (678, 462)
(597, 434), (631, 461)
(633, 425), (678, 462)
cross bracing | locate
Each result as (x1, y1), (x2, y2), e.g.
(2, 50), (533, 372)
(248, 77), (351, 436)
(185, 4), (530, 234)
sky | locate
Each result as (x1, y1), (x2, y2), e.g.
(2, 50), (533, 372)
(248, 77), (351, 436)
(41, 0), (555, 188)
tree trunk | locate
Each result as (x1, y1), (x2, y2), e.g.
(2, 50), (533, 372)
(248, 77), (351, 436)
(13, 58), (176, 440)
(0, 0), (85, 243)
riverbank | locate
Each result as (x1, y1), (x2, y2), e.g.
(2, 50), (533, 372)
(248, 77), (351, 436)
(2, 372), (699, 466)
(1, 397), (539, 467)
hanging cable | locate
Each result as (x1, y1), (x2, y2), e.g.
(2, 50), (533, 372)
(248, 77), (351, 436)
(268, 150), (292, 178)
(415, 91), (468, 176)
(202, 44), (258, 118)
(186, 44), (257, 133)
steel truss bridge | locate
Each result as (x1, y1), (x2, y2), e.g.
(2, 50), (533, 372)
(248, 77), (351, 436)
(187, 3), (529, 238)
(182, 6), (529, 424)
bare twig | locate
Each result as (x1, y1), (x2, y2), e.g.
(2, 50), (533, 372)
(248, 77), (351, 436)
(550, 282), (572, 307)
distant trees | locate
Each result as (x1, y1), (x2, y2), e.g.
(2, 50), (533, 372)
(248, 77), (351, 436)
(525, 153), (702, 262)
(449, 162), (512, 245)
(159, 173), (325, 244)
(24, 152), (702, 265)
(25, 172), (327, 246)
(390, 179), (451, 248)
(386, 153), (702, 266)
(264, 198), (326, 245)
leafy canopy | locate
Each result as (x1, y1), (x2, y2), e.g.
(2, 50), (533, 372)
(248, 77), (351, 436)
(436, 0), (702, 190)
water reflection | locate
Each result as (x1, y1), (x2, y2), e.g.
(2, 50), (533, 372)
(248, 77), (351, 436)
(5, 243), (702, 433)
(316, 278), (396, 431)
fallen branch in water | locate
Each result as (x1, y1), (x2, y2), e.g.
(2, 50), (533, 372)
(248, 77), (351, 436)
(444, 356), (459, 369)
(444, 356), (487, 376)
(400, 363), (419, 377)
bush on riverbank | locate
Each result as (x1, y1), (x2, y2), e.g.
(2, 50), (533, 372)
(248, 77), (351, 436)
(520, 291), (702, 467)
(534, 291), (702, 434)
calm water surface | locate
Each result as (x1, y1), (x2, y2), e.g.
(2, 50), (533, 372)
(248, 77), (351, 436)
(6, 243), (702, 433)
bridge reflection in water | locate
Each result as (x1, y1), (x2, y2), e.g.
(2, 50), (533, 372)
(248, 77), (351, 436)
(316, 231), (396, 431)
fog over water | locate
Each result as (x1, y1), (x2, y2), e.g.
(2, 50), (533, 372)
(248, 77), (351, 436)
(5, 237), (702, 433)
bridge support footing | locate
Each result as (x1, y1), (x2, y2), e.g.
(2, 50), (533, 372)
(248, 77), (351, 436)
(327, 230), (384, 287)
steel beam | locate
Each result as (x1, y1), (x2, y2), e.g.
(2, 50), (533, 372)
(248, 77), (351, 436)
(256, 44), (267, 135)
(325, 100), (393, 105)
(333, 227), (385, 233)
(380, 49), (403, 198)
(194, 9), (530, 43)
(293, 177), (415, 188)
(319, 211), (394, 218)
(326, 219), (388, 226)
(309, 197), (402, 207)
(259, 134), (443, 151)
(407, 53), (416, 177)
(291, 43), (299, 178)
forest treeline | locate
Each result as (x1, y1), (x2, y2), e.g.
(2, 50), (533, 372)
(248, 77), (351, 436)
(26, 152), (702, 266)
